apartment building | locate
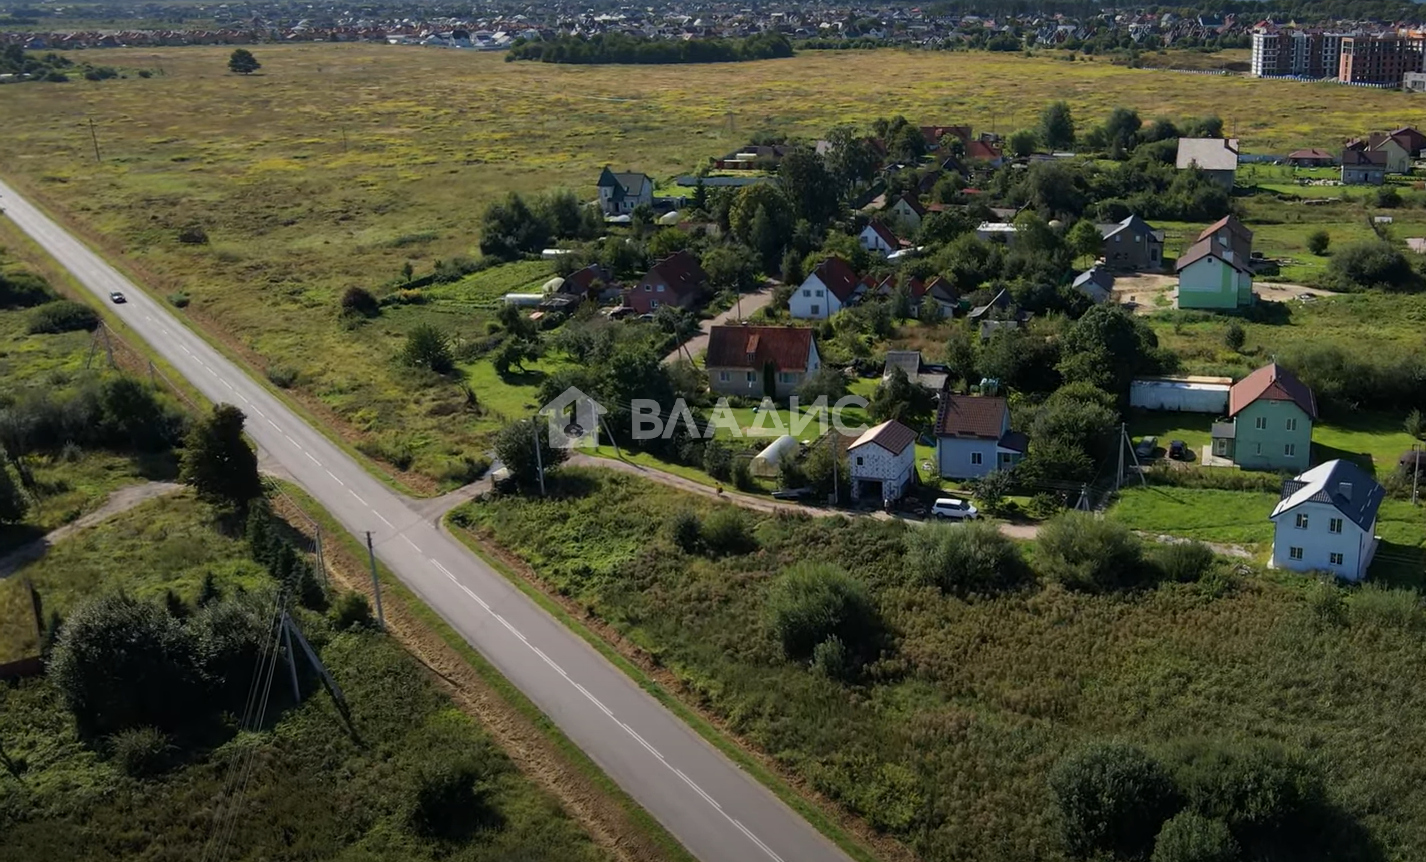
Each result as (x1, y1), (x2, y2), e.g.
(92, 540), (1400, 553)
(1340, 34), (1424, 85)
(1252, 27), (1381, 82)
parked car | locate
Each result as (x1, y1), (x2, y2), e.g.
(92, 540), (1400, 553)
(1168, 440), (1187, 460)
(109, 291), (126, 304)
(930, 498), (978, 521)
(771, 487), (811, 501)
(1134, 436), (1157, 460)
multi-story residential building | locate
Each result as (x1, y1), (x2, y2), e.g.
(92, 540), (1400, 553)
(1253, 27), (1361, 79)
(1340, 34), (1424, 85)
(1251, 30), (1282, 76)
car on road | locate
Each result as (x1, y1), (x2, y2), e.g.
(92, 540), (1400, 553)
(930, 497), (978, 521)
(771, 487), (812, 501)
(1168, 440), (1187, 460)
(1134, 435), (1157, 461)
(108, 291), (126, 304)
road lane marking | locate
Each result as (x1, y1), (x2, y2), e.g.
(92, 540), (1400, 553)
(251, 406), (265, 417)
(375, 512), (393, 527)
(284, 434), (298, 446)
(305, 451), (321, 466)
(324, 469), (344, 486)
(179, 344), (192, 355)
(266, 418), (280, 430)
(222, 380), (234, 390)
(349, 490), (367, 505)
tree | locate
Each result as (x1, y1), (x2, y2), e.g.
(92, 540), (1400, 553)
(889, 283), (914, 320)
(823, 124), (880, 194)
(781, 248), (805, 287)
(749, 205), (781, 272)
(969, 468), (1015, 517)
(1008, 129), (1039, 158)
(1101, 107), (1143, 155)
(1327, 240), (1415, 291)
(765, 562), (879, 663)
(797, 366), (848, 402)
(1037, 510), (1148, 593)
(779, 148), (840, 226)
(1151, 812), (1240, 862)
(227, 49), (260, 75)
(479, 191), (552, 261)
(1223, 322), (1245, 352)
(647, 227), (691, 259)
(1068, 219), (1105, 266)
(1048, 741), (1181, 860)
(1057, 304), (1161, 399)
(702, 245), (759, 293)
(1039, 101), (1076, 151)
(180, 404), (262, 509)
(868, 366), (937, 428)
(1306, 229), (1330, 256)
(401, 323), (455, 374)
(493, 418), (566, 489)
(904, 519), (1029, 595)
(340, 286), (380, 318)
(0, 462), (26, 524)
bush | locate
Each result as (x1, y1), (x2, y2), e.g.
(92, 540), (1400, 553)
(766, 562), (879, 663)
(1151, 811), (1240, 862)
(1150, 541), (1217, 583)
(668, 509), (702, 553)
(904, 520), (1031, 596)
(177, 224), (209, 245)
(1406, 408), (1425, 440)
(49, 593), (206, 736)
(330, 591), (374, 630)
(409, 757), (503, 840)
(28, 300), (99, 334)
(1049, 741), (1181, 860)
(168, 291), (190, 308)
(265, 365), (299, 388)
(109, 727), (174, 778)
(1327, 240), (1415, 291)
(1223, 322), (1245, 352)
(810, 635), (851, 680)
(1374, 186), (1402, 209)
(700, 507), (755, 556)
(1037, 511), (1148, 592)
(400, 323), (455, 374)
(1306, 230), (1330, 256)
(340, 285), (380, 318)
(0, 271), (54, 308)
(1346, 583), (1423, 630)
(1170, 739), (1323, 848)
(731, 457), (755, 491)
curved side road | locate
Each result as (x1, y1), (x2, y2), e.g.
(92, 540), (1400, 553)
(0, 179), (852, 862)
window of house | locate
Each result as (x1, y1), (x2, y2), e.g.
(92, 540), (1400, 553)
(1254, 416), (1267, 430)
(855, 456), (864, 466)
(971, 452), (983, 466)
(650, 300), (659, 309)
(1284, 443), (1296, 457)
(656, 285), (665, 292)
(811, 305), (820, 315)
(1256, 443), (1262, 455)
(1134, 235), (1141, 242)
(802, 289), (811, 297)
(1295, 513), (1309, 529)
(1289, 546), (1304, 560)
(644, 285), (652, 291)
(1286, 418), (1297, 431)
(746, 371), (756, 383)
(1330, 552), (1344, 565)
(1330, 517), (1343, 534)
(815, 289), (824, 297)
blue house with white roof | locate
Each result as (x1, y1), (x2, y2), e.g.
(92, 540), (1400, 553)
(1269, 459), (1384, 582)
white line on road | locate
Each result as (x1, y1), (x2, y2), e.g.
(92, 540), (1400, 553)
(305, 451), (321, 466)
(349, 490), (367, 506)
(324, 469), (344, 486)
(400, 534), (420, 552)
(251, 406), (265, 417)
(266, 418), (280, 430)
(284, 435), (298, 446)
(179, 344), (192, 355)
(375, 511), (393, 527)
(222, 380), (234, 390)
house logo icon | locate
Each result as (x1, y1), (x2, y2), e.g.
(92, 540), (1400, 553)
(540, 387), (607, 450)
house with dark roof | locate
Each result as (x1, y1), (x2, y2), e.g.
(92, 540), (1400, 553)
(1269, 459), (1383, 581)
(624, 250), (709, 314)
(848, 420), (919, 504)
(1073, 266), (1114, 303)
(965, 139), (1004, 167)
(1097, 214), (1165, 271)
(1287, 148), (1336, 168)
(887, 193), (928, 232)
(1176, 216), (1255, 310)
(705, 325), (819, 399)
(790, 256), (863, 319)
(858, 221), (901, 256)
(597, 166), (654, 216)
(933, 394), (1026, 479)
(1341, 148), (1388, 185)
(1210, 362), (1316, 471)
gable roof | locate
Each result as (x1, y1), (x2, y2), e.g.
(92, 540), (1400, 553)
(1229, 362), (1317, 419)
(1101, 214), (1164, 243)
(1342, 148), (1389, 168)
(1197, 215), (1253, 246)
(1175, 236), (1252, 275)
(850, 419), (918, 456)
(966, 140), (1002, 161)
(936, 394), (1009, 439)
(598, 166), (651, 198)
(1271, 459), (1384, 532)
(862, 221), (900, 249)
(893, 193), (927, 217)
(968, 287), (1012, 320)
(1073, 265), (1114, 293)
(706, 325), (815, 372)
(1176, 137), (1240, 172)
(1288, 147), (1335, 160)
(640, 250), (707, 295)
(883, 350), (922, 379)
(564, 263), (614, 293)
(807, 255), (861, 302)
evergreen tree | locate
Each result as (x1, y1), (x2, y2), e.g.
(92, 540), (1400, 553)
(0, 461), (27, 524)
(227, 49), (260, 75)
(180, 404), (262, 509)
(1039, 101), (1076, 151)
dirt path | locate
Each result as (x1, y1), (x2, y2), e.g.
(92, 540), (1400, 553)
(0, 481), (184, 577)
(1110, 272), (1338, 314)
(663, 285), (774, 365)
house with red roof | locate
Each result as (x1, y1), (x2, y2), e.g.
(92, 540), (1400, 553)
(933, 394), (1026, 479)
(1210, 362), (1316, 471)
(858, 221), (902, 256)
(1176, 216), (1255, 310)
(887, 193), (928, 233)
(704, 325), (820, 399)
(624, 250), (708, 314)
(964, 139), (1004, 167)
(790, 255), (865, 320)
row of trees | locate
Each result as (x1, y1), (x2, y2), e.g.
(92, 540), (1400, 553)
(506, 32), (793, 65)
(479, 189), (603, 261)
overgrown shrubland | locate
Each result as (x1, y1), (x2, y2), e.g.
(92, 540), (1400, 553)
(454, 468), (1418, 861)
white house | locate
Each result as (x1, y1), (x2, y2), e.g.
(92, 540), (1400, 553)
(789, 255), (862, 320)
(848, 420), (918, 504)
(596, 166), (654, 216)
(1269, 459), (1384, 582)
(858, 222), (900, 256)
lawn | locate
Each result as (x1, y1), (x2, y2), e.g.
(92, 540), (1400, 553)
(0, 490), (612, 862)
(6, 45), (1425, 482)
(454, 467), (1426, 862)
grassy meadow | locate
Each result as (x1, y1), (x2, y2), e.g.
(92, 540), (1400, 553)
(454, 467), (1426, 862)
(5, 45), (1426, 483)
(0, 490), (612, 862)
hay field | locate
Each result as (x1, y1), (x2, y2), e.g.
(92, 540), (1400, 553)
(1, 44), (1421, 483)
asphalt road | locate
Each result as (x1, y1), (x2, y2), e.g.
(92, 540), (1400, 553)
(0, 179), (851, 862)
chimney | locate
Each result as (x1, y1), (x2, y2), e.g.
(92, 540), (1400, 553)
(1339, 481), (1353, 499)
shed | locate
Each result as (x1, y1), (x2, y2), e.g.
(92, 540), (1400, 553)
(1129, 376), (1232, 413)
(751, 435), (800, 477)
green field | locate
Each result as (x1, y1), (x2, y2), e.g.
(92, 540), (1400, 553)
(5, 44), (1426, 483)
(0, 491), (612, 862)
(454, 467), (1426, 862)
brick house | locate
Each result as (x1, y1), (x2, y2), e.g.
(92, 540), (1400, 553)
(623, 250), (709, 314)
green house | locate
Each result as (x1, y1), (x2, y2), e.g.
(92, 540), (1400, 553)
(1211, 363), (1316, 472)
(1175, 216), (1255, 310)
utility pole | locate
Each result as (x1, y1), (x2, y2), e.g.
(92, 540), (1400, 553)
(312, 525), (326, 585)
(1116, 423), (1126, 490)
(829, 431), (839, 506)
(365, 531), (385, 630)
(532, 420), (546, 497)
(1413, 443), (1420, 505)
(281, 610), (300, 702)
(1123, 424), (1146, 487)
(88, 118), (101, 164)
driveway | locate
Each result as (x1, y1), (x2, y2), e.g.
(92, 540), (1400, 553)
(664, 285), (774, 365)
(0, 481), (183, 577)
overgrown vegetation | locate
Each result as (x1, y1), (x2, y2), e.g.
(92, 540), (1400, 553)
(507, 32), (793, 65)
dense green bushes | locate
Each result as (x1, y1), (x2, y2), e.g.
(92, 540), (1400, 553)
(1050, 741), (1182, 859)
(0, 375), (186, 456)
(0, 270), (53, 308)
(27, 300), (98, 334)
(507, 32), (793, 65)
(1037, 511), (1150, 592)
(904, 520), (1029, 595)
(765, 562), (880, 669)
